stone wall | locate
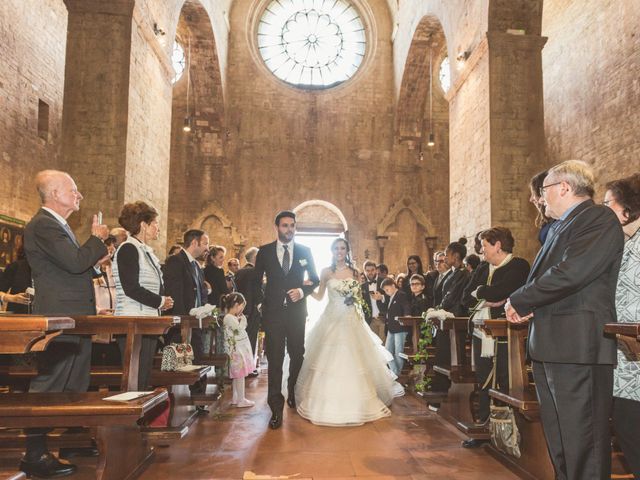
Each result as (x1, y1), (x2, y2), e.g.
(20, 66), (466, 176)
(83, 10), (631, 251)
(0, 0), (68, 223)
(543, 0), (640, 195)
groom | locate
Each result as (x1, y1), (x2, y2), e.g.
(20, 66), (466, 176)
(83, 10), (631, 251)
(254, 211), (319, 429)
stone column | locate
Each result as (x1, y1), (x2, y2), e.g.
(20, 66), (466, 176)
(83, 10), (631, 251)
(61, 0), (173, 253)
(447, 31), (547, 262)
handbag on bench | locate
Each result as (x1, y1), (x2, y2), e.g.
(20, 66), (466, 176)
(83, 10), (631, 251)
(160, 343), (194, 371)
(487, 343), (522, 458)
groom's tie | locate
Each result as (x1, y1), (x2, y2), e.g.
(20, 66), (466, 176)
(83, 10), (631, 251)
(282, 245), (290, 275)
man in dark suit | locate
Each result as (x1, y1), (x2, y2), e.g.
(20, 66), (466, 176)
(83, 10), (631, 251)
(429, 251), (449, 307)
(234, 246), (261, 375)
(507, 160), (624, 480)
(254, 211), (319, 429)
(360, 260), (387, 340)
(380, 277), (411, 376)
(430, 242), (469, 401)
(22, 170), (108, 478)
(163, 229), (209, 364)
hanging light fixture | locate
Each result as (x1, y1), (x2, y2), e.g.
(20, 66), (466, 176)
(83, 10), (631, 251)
(183, 35), (192, 133)
(427, 46), (435, 148)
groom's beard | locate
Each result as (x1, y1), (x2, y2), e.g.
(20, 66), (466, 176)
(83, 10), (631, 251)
(278, 232), (295, 243)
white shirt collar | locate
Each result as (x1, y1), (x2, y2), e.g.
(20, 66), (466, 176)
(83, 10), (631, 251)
(182, 248), (196, 263)
(42, 207), (68, 227)
(277, 239), (293, 249)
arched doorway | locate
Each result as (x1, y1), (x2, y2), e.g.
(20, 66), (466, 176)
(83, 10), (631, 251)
(293, 200), (348, 324)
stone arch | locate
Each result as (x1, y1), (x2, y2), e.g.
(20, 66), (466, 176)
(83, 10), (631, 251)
(293, 200), (348, 233)
(395, 15), (448, 146)
(191, 205), (246, 258)
(376, 198), (436, 275)
(166, 0), (228, 251)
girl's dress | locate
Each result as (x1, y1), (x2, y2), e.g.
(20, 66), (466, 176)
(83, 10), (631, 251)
(223, 313), (255, 378)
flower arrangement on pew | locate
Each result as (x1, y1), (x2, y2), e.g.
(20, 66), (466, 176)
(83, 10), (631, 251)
(334, 279), (371, 318)
(412, 310), (434, 393)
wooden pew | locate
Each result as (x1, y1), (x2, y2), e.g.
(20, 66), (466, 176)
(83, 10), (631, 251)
(427, 317), (489, 439)
(68, 315), (217, 444)
(482, 319), (554, 480)
(0, 389), (168, 480)
(0, 315), (75, 354)
(0, 316), (168, 479)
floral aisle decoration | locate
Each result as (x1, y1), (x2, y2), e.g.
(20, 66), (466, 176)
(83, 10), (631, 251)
(412, 310), (434, 393)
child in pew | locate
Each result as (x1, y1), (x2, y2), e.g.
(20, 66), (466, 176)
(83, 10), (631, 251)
(221, 292), (255, 408)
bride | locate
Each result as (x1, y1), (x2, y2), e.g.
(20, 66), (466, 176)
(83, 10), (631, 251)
(294, 238), (404, 427)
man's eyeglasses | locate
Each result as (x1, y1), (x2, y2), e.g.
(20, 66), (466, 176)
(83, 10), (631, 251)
(410, 282), (423, 287)
(538, 181), (562, 197)
(435, 259), (445, 264)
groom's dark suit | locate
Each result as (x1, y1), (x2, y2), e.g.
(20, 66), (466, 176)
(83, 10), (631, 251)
(254, 241), (319, 414)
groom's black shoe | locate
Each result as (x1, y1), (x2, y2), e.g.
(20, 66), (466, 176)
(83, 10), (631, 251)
(269, 412), (283, 430)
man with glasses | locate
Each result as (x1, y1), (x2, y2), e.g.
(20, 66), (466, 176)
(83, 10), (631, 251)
(506, 160), (624, 480)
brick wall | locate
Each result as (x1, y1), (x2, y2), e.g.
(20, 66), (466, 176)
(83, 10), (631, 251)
(543, 0), (640, 196)
(0, 0), (67, 223)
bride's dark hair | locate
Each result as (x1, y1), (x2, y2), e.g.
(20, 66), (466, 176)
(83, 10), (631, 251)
(330, 238), (357, 277)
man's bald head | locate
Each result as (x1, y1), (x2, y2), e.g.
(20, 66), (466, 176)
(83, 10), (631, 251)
(35, 169), (83, 219)
(35, 170), (71, 204)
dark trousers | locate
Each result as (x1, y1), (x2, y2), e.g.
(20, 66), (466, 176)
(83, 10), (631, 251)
(431, 329), (467, 393)
(613, 396), (640, 479)
(472, 335), (508, 422)
(116, 335), (157, 390)
(246, 309), (261, 361)
(26, 335), (92, 459)
(263, 309), (305, 413)
(532, 361), (613, 480)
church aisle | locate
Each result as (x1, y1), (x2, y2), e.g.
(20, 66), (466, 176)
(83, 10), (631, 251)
(139, 372), (520, 480)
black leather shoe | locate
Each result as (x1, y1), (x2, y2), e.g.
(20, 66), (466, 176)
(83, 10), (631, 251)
(248, 370), (259, 378)
(286, 397), (296, 409)
(462, 438), (488, 448)
(58, 446), (99, 458)
(20, 452), (77, 478)
(269, 413), (283, 430)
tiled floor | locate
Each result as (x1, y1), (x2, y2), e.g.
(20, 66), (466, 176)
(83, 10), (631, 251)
(0, 372), (522, 479)
(137, 372), (520, 480)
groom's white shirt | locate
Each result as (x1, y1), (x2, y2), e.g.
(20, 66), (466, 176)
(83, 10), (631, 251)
(276, 239), (294, 268)
(275, 239), (303, 299)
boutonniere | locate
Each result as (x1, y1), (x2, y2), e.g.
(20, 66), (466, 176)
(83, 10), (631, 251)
(299, 259), (308, 267)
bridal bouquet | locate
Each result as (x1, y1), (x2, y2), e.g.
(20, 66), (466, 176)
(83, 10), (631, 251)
(335, 279), (371, 318)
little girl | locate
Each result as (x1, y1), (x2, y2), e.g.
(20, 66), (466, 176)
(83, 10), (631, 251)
(221, 292), (255, 408)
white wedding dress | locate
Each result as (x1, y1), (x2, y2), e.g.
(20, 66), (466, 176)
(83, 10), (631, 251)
(294, 278), (404, 426)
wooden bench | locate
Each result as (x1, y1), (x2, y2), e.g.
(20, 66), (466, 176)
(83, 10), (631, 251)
(427, 317), (488, 439)
(0, 389), (168, 480)
(482, 319), (554, 480)
(0, 315), (75, 354)
(69, 315), (220, 444)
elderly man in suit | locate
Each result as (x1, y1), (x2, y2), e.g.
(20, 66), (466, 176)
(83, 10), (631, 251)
(507, 160), (624, 480)
(22, 170), (108, 478)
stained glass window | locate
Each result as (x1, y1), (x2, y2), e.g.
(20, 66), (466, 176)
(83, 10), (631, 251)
(439, 56), (450, 93)
(172, 41), (186, 84)
(257, 0), (366, 89)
